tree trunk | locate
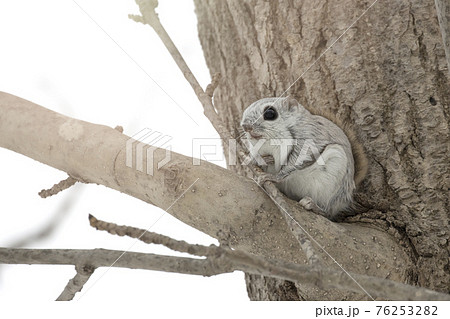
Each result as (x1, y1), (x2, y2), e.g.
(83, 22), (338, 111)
(194, 0), (449, 300)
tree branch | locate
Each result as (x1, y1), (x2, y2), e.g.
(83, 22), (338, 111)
(38, 175), (78, 198)
(89, 214), (211, 257)
(56, 264), (95, 301)
(1, 245), (448, 300)
(0, 247), (226, 276)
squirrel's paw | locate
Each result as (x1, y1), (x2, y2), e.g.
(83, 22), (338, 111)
(260, 155), (275, 165)
(299, 197), (323, 215)
(255, 172), (280, 186)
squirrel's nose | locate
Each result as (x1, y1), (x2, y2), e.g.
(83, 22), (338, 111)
(242, 123), (253, 132)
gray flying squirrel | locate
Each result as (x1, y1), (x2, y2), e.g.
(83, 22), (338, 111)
(240, 96), (368, 220)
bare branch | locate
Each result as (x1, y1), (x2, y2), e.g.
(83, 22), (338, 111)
(88, 214), (211, 257)
(0, 247), (228, 276)
(1, 245), (448, 301)
(38, 175), (78, 198)
(56, 264), (95, 301)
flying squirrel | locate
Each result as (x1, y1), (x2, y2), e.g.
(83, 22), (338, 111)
(240, 96), (368, 220)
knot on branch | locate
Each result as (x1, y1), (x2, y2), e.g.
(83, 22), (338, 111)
(205, 73), (221, 98)
(75, 264), (95, 276)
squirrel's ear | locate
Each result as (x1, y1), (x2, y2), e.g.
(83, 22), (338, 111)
(285, 96), (299, 110)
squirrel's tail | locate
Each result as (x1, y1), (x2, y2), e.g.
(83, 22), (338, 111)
(341, 122), (368, 186)
(333, 200), (370, 222)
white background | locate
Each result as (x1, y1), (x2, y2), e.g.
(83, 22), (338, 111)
(0, 0), (247, 303)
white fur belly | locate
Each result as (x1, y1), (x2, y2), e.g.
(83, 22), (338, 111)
(276, 144), (349, 207)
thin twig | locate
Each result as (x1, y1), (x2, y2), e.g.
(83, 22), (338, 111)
(89, 214), (211, 257)
(129, 2), (225, 136)
(56, 264), (95, 301)
(38, 175), (78, 198)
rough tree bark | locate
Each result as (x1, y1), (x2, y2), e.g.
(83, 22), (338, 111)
(194, 0), (449, 300)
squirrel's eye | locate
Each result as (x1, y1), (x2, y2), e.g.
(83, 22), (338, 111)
(263, 107), (278, 121)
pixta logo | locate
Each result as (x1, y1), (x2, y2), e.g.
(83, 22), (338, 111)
(126, 128), (172, 175)
(191, 137), (325, 167)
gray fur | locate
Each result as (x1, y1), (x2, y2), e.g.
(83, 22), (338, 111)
(240, 97), (355, 220)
